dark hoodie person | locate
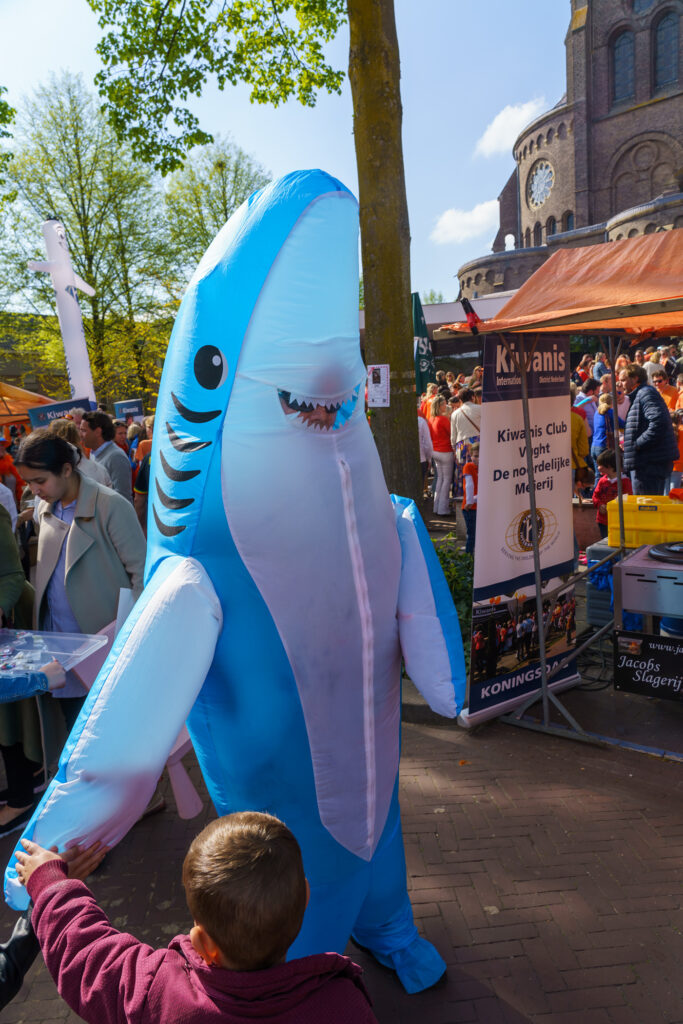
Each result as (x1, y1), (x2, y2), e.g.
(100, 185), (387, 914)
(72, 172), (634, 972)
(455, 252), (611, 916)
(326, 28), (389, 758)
(16, 812), (378, 1024)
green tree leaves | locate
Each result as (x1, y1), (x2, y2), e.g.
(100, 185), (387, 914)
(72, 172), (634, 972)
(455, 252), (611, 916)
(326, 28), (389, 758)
(164, 136), (270, 269)
(2, 73), (175, 404)
(0, 85), (16, 196)
(422, 289), (444, 305)
(1, 73), (269, 408)
(89, 0), (346, 172)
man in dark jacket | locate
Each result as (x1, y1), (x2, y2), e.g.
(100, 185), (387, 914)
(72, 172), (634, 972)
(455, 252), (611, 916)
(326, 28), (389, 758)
(619, 364), (679, 495)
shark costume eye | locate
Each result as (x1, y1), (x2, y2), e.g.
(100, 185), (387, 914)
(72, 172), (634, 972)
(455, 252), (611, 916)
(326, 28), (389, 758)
(194, 346), (227, 390)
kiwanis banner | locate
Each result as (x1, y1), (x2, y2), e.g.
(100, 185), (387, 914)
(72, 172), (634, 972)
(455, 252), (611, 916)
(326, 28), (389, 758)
(473, 335), (573, 600)
(28, 397), (92, 429)
(467, 334), (577, 717)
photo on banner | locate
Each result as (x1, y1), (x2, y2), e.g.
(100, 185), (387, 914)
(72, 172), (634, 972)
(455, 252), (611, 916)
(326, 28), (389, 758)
(465, 334), (577, 720)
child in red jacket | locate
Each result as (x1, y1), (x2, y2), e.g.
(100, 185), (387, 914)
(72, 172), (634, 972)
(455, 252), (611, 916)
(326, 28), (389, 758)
(461, 443), (479, 555)
(16, 812), (378, 1024)
(592, 450), (632, 539)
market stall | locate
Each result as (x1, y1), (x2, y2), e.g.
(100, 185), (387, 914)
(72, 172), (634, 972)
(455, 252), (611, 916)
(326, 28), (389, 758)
(0, 381), (54, 430)
(435, 231), (683, 749)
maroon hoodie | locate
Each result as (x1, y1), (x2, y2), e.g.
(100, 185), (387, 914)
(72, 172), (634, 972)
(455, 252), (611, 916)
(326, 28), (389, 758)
(29, 861), (378, 1024)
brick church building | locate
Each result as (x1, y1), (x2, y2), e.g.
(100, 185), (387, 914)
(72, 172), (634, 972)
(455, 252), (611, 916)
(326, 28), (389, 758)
(458, 0), (683, 299)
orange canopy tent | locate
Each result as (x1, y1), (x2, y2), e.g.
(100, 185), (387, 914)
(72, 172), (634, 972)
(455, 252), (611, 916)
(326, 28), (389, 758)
(437, 230), (683, 339)
(0, 381), (55, 429)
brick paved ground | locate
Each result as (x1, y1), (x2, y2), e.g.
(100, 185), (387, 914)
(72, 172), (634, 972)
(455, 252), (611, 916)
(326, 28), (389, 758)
(1, 699), (681, 1024)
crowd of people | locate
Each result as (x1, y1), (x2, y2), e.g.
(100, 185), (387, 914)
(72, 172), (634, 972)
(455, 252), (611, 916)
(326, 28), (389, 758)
(418, 368), (482, 554)
(569, 343), (682, 534)
(0, 408), (157, 841)
(418, 342), (683, 552)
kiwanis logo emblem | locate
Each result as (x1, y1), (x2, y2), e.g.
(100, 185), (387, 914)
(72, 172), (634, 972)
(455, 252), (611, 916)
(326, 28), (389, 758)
(505, 507), (558, 553)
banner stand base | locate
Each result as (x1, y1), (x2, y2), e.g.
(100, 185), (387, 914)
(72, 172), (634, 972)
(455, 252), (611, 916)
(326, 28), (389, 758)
(498, 709), (610, 749)
(458, 673), (580, 729)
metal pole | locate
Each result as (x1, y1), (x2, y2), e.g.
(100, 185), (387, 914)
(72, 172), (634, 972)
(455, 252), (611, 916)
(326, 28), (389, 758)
(516, 334), (552, 726)
(605, 336), (626, 554)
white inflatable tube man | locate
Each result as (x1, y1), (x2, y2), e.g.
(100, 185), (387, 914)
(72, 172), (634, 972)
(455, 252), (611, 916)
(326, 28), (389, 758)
(27, 219), (96, 404)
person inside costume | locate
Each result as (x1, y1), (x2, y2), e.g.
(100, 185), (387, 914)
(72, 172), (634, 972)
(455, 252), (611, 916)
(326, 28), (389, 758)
(15, 812), (378, 1024)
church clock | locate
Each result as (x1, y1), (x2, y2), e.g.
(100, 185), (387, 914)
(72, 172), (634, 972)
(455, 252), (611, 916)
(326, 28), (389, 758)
(527, 160), (555, 209)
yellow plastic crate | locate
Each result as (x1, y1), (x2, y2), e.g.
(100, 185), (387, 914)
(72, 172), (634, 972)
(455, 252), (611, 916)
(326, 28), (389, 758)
(607, 494), (683, 547)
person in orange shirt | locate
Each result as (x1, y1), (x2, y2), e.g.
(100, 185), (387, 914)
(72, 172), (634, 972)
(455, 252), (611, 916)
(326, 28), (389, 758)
(671, 410), (683, 490)
(675, 373), (683, 411)
(427, 395), (454, 516)
(652, 369), (678, 410)
(0, 442), (24, 501)
(419, 383), (438, 419)
(134, 415), (155, 464)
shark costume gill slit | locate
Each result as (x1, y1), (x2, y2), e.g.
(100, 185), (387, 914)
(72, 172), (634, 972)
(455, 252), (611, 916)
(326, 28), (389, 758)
(5, 170), (466, 993)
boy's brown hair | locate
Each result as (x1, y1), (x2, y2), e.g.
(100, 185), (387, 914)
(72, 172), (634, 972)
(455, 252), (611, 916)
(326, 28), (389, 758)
(182, 812), (307, 971)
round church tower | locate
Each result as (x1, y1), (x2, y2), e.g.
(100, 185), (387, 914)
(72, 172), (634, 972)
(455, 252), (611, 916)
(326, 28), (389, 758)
(458, 0), (683, 299)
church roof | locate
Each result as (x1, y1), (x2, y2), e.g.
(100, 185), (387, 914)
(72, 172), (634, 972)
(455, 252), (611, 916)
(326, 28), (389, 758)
(439, 230), (683, 339)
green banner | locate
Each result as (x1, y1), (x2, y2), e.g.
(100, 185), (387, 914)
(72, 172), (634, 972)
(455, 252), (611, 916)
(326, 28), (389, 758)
(412, 292), (436, 395)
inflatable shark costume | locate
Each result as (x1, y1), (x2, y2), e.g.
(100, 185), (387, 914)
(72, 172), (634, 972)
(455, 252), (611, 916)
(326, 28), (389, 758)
(5, 170), (466, 993)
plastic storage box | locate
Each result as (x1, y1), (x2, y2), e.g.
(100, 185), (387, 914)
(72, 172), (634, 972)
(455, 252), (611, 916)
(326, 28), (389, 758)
(606, 494), (683, 548)
(0, 629), (107, 675)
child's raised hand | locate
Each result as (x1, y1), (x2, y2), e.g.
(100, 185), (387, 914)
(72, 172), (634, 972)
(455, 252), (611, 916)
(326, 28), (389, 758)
(15, 839), (61, 886)
(15, 839), (108, 888)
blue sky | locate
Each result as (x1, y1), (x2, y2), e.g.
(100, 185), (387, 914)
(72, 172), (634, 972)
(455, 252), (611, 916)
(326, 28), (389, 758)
(1, 0), (570, 300)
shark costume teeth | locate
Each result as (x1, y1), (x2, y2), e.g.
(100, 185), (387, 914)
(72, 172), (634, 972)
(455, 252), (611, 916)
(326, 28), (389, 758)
(4, 170), (466, 994)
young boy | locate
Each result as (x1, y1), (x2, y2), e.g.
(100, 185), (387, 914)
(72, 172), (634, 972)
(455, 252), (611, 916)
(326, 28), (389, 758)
(592, 450), (632, 538)
(16, 811), (378, 1024)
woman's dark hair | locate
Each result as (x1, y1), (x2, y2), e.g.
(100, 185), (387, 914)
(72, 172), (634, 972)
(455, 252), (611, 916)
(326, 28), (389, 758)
(15, 429), (80, 473)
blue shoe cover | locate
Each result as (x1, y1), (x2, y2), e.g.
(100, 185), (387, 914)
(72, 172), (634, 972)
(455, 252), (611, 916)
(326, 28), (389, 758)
(369, 934), (446, 994)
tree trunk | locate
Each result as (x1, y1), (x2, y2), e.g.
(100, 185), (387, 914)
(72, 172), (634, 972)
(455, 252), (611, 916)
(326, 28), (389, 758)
(348, 0), (421, 502)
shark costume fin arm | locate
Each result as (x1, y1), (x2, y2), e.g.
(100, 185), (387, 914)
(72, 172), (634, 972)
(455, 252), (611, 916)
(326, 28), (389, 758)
(4, 556), (222, 910)
(391, 495), (466, 717)
(72, 273), (95, 297)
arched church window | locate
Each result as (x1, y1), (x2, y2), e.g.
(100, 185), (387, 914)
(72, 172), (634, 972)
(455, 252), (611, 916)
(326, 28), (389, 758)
(546, 216), (556, 237)
(654, 12), (679, 92)
(524, 228), (531, 248)
(563, 211), (574, 232)
(612, 31), (635, 103)
(533, 222), (542, 246)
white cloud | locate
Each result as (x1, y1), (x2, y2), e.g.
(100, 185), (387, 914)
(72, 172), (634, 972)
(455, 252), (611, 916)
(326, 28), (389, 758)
(474, 98), (546, 158)
(430, 199), (499, 245)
